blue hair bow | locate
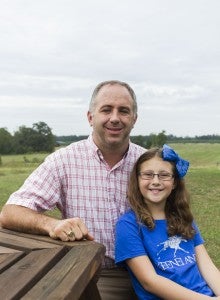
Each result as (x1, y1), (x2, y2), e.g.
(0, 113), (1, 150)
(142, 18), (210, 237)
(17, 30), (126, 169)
(162, 144), (189, 178)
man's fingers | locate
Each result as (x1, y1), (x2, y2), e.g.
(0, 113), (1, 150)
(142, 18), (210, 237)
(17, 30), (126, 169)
(83, 232), (94, 241)
(67, 218), (94, 240)
(50, 218), (94, 241)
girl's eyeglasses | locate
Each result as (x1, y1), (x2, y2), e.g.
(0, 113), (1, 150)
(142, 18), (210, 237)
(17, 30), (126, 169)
(139, 172), (174, 181)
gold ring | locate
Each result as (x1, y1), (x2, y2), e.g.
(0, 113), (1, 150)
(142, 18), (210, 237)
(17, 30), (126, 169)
(67, 231), (75, 238)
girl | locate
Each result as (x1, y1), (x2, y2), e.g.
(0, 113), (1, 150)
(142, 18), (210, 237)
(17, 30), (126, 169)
(115, 144), (220, 300)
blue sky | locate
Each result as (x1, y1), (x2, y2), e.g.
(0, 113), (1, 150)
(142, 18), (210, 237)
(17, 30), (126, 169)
(0, 0), (219, 137)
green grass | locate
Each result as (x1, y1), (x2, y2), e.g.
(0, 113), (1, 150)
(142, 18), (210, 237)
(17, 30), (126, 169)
(0, 144), (220, 267)
(0, 153), (47, 205)
(170, 143), (220, 267)
(169, 143), (220, 168)
(186, 170), (220, 267)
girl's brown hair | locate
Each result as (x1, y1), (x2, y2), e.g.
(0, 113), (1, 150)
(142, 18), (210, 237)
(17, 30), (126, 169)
(128, 148), (195, 239)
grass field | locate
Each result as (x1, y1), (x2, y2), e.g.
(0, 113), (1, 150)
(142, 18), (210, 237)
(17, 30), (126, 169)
(0, 143), (219, 268)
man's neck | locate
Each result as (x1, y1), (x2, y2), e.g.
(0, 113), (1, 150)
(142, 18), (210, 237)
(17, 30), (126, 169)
(91, 133), (130, 168)
(102, 150), (125, 169)
(94, 139), (129, 168)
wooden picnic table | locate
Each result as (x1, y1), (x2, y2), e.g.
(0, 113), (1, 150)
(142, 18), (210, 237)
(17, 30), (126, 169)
(0, 227), (106, 300)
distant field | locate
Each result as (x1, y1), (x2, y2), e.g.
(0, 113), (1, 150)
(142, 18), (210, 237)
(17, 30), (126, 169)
(0, 143), (219, 268)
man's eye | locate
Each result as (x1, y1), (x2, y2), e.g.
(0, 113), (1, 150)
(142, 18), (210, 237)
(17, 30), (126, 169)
(101, 109), (111, 113)
(120, 109), (130, 115)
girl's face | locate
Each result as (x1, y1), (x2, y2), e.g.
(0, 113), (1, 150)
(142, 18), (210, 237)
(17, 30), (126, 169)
(138, 156), (175, 208)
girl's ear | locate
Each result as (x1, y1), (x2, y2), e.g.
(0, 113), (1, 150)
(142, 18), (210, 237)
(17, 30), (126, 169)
(172, 181), (176, 190)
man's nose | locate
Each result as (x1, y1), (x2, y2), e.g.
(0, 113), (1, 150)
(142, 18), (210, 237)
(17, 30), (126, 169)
(109, 110), (120, 122)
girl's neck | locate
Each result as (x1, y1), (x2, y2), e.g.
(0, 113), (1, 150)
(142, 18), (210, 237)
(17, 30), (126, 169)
(148, 203), (166, 220)
(152, 211), (166, 220)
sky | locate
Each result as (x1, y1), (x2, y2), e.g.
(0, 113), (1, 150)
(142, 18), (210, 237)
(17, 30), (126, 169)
(0, 0), (219, 137)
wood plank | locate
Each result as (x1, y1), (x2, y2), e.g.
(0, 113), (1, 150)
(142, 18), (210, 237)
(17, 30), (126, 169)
(22, 243), (105, 300)
(0, 231), (60, 251)
(0, 252), (25, 274)
(0, 228), (102, 249)
(0, 247), (66, 300)
(0, 245), (22, 253)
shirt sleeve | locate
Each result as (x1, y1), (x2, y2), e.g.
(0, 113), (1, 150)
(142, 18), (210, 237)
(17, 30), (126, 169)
(115, 213), (147, 266)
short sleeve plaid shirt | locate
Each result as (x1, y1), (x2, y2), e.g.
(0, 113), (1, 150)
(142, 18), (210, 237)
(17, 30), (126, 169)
(7, 135), (146, 268)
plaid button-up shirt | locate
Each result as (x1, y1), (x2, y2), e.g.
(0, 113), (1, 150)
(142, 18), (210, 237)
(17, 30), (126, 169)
(7, 135), (146, 267)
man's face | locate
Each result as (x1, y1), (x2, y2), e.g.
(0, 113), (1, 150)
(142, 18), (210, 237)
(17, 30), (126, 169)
(87, 84), (137, 149)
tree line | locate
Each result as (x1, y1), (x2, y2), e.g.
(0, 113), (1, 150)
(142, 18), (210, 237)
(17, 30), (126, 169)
(0, 122), (220, 155)
(55, 130), (168, 149)
(55, 132), (220, 147)
(0, 122), (55, 154)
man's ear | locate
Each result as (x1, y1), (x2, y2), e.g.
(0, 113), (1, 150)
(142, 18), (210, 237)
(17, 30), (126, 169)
(87, 111), (93, 126)
(132, 114), (138, 128)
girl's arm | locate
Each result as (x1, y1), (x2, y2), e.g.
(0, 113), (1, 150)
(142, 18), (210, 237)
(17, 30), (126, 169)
(127, 255), (218, 300)
(196, 244), (220, 296)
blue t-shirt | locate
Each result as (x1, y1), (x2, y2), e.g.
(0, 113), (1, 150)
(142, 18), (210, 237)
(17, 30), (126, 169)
(115, 210), (214, 300)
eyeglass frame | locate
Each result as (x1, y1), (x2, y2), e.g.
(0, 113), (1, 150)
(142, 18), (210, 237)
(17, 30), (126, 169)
(138, 171), (174, 181)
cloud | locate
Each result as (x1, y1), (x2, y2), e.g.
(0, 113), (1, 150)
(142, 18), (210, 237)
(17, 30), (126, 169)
(0, 0), (220, 136)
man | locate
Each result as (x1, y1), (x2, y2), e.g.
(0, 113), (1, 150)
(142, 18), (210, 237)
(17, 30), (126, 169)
(0, 80), (146, 299)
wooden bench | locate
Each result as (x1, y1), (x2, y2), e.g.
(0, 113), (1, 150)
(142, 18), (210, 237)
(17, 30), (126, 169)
(0, 228), (106, 300)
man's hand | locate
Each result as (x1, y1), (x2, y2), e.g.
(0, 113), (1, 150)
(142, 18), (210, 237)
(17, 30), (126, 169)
(49, 217), (94, 242)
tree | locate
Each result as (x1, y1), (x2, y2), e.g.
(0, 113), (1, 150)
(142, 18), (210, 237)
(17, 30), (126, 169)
(13, 126), (36, 153)
(13, 122), (55, 154)
(32, 122), (55, 153)
(156, 130), (167, 147)
(131, 135), (148, 148)
(146, 130), (167, 148)
(0, 128), (13, 154)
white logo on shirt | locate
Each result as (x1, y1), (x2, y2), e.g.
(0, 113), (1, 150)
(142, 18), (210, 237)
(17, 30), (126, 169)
(157, 236), (189, 259)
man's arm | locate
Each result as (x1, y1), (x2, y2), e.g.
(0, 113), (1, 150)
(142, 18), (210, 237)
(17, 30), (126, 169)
(0, 204), (94, 242)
